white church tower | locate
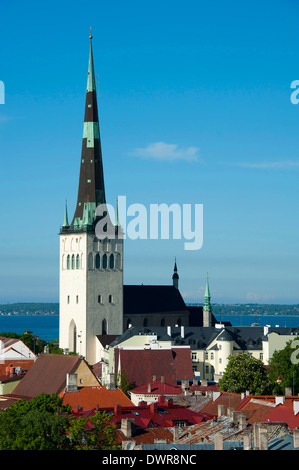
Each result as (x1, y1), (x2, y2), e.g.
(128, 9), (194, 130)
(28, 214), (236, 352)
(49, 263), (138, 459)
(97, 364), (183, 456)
(59, 34), (123, 365)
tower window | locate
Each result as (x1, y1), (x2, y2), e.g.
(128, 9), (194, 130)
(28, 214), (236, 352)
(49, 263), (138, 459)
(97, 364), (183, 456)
(95, 253), (100, 269)
(67, 255), (70, 270)
(109, 254), (114, 269)
(76, 254), (80, 269)
(102, 319), (107, 335)
(103, 254), (108, 269)
(98, 295), (102, 304)
(67, 295), (70, 304)
(108, 294), (113, 304)
(71, 254), (75, 270)
(76, 295), (79, 304)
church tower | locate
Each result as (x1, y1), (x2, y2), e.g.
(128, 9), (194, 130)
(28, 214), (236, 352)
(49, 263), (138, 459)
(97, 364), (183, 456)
(59, 34), (123, 365)
(203, 275), (212, 327)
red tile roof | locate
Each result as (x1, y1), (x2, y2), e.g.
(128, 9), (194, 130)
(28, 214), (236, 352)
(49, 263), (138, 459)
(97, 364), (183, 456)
(115, 427), (174, 445)
(0, 360), (34, 376)
(260, 403), (299, 430)
(200, 391), (242, 416)
(130, 379), (183, 397)
(116, 347), (193, 387)
(61, 385), (134, 411)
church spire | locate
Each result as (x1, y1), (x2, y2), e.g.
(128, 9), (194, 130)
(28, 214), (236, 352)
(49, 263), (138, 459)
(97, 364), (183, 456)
(172, 257), (179, 289)
(203, 274), (212, 327)
(70, 32), (106, 230)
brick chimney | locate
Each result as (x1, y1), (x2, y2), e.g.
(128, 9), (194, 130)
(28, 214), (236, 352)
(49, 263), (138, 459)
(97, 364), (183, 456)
(66, 373), (78, 392)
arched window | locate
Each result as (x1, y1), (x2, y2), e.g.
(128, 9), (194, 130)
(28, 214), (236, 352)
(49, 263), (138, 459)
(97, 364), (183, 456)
(76, 254), (80, 269)
(109, 254), (114, 269)
(71, 254), (75, 270)
(76, 295), (79, 304)
(98, 295), (102, 304)
(103, 253), (108, 269)
(143, 318), (148, 327)
(109, 294), (113, 304)
(67, 295), (70, 304)
(95, 253), (100, 269)
(102, 319), (107, 335)
(177, 318), (182, 327)
(161, 318), (165, 327)
(67, 255), (70, 270)
(88, 252), (93, 269)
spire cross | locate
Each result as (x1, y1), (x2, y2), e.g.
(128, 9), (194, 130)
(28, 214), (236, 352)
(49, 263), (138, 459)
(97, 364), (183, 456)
(89, 26), (93, 40)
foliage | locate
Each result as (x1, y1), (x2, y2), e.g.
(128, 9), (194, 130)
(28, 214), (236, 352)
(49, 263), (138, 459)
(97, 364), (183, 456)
(267, 340), (299, 395)
(218, 353), (271, 395)
(0, 393), (119, 450)
(115, 369), (134, 397)
(0, 394), (71, 450)
(67, 411), (120, 450)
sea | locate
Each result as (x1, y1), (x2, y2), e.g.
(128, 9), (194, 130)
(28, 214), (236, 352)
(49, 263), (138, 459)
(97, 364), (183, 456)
(0, 314), (299, 342)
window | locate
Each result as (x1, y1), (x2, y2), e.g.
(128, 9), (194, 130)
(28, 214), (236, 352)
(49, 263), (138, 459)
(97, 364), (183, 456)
(219, 358), (222, 364)
(95, 253), (100, 269)
(76, 295), (79, 304)
(109, 254), (114, 269)
(192, 352), (197, 361)
(67, 255), (70, 270)
(174, 421), (186, 427)
(88, 252), (93, 269)
(67, 295), (70, 304)
(98, 295), (102, 304)
(102, 319), (107, 335)
(71, 254), (75, 270)
(205, 351), (208, 359)
(103, 254), (107, 269)
(205, 365), (209, 373)
(76, 254), (80, 269)
(161, 318), (165, 327)
(109, 294), (113, 304)
(211, 353), (214, 360)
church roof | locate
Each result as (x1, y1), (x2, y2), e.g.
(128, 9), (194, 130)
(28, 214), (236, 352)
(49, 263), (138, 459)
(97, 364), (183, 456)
(123, 285), (188, 315)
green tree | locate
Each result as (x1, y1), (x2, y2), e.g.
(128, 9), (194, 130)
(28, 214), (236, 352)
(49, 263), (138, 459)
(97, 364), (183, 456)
(218, 353), (271, 395)
(0, 394), (71, 450)
(67, 411), (120, 450)
(268, 340), (299, 395)
(115, 370), (133, 397)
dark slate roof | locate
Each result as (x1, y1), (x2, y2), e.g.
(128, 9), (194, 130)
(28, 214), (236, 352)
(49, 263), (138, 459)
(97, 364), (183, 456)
(110, 325), (299, 351)
(123, 285), (188, 315)
(187, 305), (218, 327)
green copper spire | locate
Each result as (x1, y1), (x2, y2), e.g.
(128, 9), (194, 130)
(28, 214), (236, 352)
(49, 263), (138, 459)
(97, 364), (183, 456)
(62, 200), (69, 228)
(203, 275), (211, 312)
(87, 30), (96, 92)
(115, 198), (120, 227)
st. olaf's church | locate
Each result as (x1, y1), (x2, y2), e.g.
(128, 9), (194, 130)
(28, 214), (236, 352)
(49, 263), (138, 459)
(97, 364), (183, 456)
(59, 35), (215, 365)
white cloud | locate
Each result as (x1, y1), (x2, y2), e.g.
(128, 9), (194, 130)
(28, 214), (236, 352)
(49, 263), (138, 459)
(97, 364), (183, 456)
(130, 141), (200, 162)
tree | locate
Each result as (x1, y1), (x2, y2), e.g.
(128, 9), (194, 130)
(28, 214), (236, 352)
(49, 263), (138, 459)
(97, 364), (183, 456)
(268, 340), (299, 395)
(218, 353), (271, 395)
(115, 369), (133, 397)
(67, 411), (120, 450)
(0, 394), (71, 450)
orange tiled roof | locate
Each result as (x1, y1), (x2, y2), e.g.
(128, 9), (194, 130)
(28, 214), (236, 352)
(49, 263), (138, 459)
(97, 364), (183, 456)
(61, 385), (134, 411)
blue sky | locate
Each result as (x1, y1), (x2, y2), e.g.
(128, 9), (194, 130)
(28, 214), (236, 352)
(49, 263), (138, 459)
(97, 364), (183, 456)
(0, 0), (299, 304)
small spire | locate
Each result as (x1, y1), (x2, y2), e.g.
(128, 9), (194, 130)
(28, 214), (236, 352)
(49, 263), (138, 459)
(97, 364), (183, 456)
(62, 199), (69, 228)
(89, 26), (93, 40)
(172, 257), (179, 289)
(115, 198), (120, 227)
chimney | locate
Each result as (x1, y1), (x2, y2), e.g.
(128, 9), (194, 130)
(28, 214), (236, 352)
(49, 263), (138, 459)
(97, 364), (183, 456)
(114, 404), (122, 415)
(285, 387), (292, 396)
(293, 401), (299, 416)
(243, 431), (252, 450)
(239, 414), (247, 430)
(147, 383), (151, 393)
(218, 404), (225, 417)
(259, 428), (268, 450)
(172, 426), (179, 442)
(153, 375), (156, 381)
(66, 373), (78, 392)
(150, 402), (158, 414)
(181, 326), (185, 338)
(107, 373), (116, 390)
(275, 396), (285, 406)
(161, 376), (164, 383)
(121, 418), (135, 438)
(214, 433), (223, 450)
(293, 429), (299, 448)
(167, 326), (171, 337)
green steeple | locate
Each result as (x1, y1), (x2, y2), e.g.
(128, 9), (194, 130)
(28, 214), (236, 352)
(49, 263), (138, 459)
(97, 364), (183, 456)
(62, 200), (69, 228)
(115, 198), (120, 227)
(203, 275), (211, 312)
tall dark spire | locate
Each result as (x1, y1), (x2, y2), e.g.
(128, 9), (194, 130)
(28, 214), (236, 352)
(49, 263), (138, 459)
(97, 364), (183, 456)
(70, 32), (106, 230)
